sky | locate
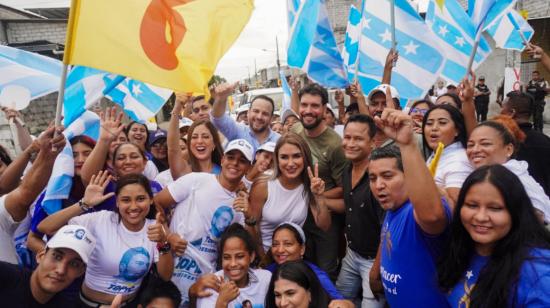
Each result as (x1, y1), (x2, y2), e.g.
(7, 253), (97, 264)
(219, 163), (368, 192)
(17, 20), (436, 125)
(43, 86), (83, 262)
(0, 0), (428, 82)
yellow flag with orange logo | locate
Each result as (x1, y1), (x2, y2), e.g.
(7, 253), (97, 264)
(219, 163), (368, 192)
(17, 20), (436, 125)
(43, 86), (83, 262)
(64, 0), (253, 94)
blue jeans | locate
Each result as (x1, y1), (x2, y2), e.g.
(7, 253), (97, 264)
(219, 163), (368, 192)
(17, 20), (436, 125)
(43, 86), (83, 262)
(336, 247), (385, 308)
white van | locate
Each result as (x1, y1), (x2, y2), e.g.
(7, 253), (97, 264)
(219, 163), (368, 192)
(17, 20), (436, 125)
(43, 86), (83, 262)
(236, 88), (284, 113)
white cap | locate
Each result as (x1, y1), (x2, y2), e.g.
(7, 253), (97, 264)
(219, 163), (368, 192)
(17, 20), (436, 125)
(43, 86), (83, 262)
(326, 104), (338, 118)
(236, 104), (250, 115)
(46, 225), (96, 264)
(281, 109), (299, 124)
(179, 117), (193, 129)
(224, 139), (254, 162)
(367, 84), (400, 103)
(257, 141), (276, 153)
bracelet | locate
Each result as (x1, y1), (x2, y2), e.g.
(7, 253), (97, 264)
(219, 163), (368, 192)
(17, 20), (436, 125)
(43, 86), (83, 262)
(78, 199), (91, 212)
(244, 216), (257, 226)
(157, 242), (171, 255)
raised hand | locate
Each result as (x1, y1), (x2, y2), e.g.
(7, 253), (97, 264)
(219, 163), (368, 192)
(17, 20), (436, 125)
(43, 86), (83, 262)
(82, 170), (115, 208)
(459, 71), (475, 102)
(214, 83), (237, 103)
(147, 212), (168, 243)
(308, 164), (325, 196)
(525, 42), (543, 59)
(334, 89), (345, 106)
(373, 109), (415, 146)
(385, 85), (396, 109)
(233, 190), (250, 217)
(289, 76), (301, 92)
(349, 80), (364, 99)
(385, 48), (399, 68)
(167, 233), (188, 256)
(99, 107), (124, 142)
(217, 280), (239, 305)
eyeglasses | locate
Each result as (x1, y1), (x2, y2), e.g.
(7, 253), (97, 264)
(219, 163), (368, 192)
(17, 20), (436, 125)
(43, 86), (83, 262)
(410, 108), (428, 115)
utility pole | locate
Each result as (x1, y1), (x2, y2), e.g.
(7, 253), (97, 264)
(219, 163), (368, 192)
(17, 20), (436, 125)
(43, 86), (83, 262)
(276, 35), (281, 73)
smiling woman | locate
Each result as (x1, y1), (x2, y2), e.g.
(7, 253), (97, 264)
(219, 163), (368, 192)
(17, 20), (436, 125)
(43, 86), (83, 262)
(438, 165), (550, 307)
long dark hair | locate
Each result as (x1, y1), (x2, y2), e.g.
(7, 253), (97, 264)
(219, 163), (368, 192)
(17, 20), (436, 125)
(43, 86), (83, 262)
(0, 144), (12, 166)
(437, 165), (550, 307)
(115, 173), (156, 220)
(69, 135), (96, 200)
(186, 120), (223, 172)
(272, 133), (316, 211)
(126, 121), (150, 152)
(265, 260), (331, 308)
(422, 104), (467, 150)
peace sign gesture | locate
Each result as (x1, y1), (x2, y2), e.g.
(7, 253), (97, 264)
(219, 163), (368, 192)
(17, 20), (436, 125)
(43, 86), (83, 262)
(307, 163), (325, 196)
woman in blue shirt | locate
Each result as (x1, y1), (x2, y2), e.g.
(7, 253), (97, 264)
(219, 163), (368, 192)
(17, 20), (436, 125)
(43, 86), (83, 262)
(438, 165), (550, 307)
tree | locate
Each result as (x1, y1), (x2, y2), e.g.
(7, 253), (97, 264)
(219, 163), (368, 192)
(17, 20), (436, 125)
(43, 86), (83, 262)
(208, 75), (227, 87)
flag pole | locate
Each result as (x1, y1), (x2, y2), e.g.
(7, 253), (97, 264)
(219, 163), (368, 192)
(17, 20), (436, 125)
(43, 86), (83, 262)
(353, 3), (366, 82)
(465, 22), (483, 78)
(54, 0), (79, 133)
(390, 0), (397, 67)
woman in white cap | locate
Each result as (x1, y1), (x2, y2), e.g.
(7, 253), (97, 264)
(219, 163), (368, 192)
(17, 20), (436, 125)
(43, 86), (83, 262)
(38, 172), (173, 307)
(246, 133), (331, 257)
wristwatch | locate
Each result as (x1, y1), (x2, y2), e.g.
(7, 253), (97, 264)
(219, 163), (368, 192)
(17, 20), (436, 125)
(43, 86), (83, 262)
(244, 216), (257, 226)
(157, 242), (171, 255)
(78, 199), (91, 212)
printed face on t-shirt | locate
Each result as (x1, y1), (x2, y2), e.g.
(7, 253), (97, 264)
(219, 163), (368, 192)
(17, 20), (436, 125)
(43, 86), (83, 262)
(211, 206), (234, 238)
(116, 247), (151, 282)
(369, 158), (407, 211)
(35, 248), (86, 294)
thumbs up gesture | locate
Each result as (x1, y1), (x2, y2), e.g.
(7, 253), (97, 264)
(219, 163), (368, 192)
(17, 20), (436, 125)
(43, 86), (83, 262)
(308, 163), (325, 196)
(233, 190), (250, 217)
(147, 212), (168, 243)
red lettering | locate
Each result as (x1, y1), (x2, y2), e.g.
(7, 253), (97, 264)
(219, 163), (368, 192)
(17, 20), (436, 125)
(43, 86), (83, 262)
(140, 0), (190, 70)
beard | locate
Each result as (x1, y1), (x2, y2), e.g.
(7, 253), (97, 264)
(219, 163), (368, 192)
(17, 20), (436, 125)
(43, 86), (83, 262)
(250, 121), (268, 133)
(302, 116), (323, 130)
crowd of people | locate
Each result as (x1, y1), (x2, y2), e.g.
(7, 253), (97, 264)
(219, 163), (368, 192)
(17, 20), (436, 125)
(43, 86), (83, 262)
(0, 43), (549, 308)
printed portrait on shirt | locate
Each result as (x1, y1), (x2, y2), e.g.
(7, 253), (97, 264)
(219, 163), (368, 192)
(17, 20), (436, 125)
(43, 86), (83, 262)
(190, 206), (234, 253)
(116, 247), (151, 282)
(236, 299), (263, 308)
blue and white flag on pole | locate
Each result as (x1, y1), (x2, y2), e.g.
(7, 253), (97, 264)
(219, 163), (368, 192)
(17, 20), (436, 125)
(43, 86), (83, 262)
(280, 71), (292, 113)
(341, 5), (361, 78)
(352, 0), (445, 100)
(0, 45), (61, 99)
(426, 0), (492, 84)
(42, 111), (100, 214)
(486, 10), (533, 51)
(287, 0), (349, 88)
(63, 66), (173, 127)
(468, 0), (517, 32)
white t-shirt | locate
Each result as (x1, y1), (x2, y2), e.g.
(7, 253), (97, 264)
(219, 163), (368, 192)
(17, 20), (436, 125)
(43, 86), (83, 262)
(143, 160), (159, 181)
(503, 159), (550, 222)
(69, 210), (158, 296)
(427, 142), (473, 189)
(0, 195), (20, 264)
(260, 179), (308, 252)
(154, 169), (174, 188)
(167, 173), (245, 305)
(196, 269), (272, 308)
(334, 124), (344, 137)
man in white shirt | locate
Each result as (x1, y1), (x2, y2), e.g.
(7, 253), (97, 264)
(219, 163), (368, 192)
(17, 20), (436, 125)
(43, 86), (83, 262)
(0, 126), (65, 264)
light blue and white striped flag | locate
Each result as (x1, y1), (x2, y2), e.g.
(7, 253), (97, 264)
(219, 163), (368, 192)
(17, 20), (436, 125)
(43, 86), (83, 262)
(426, 0), (492, 84)
(280, 71), (292, 114)
(0, 45), (61, 100)
(42, 111), (100, 214)
(64, 66), (173, 127)
(287, 0), (349, 88)
(468, 0), (517, 32)
(341, 5), (361, 79)
(486, 10), (533, 51)
(352, 0), (445, 101)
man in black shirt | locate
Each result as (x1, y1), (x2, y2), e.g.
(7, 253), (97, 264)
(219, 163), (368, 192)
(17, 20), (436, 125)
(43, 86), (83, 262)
(0, 224), (95, 308)
(474, 76), (491, 122)
(501, 91), (550, 195)
(335, 114), (385, 307)
(526, 70), (549, 132)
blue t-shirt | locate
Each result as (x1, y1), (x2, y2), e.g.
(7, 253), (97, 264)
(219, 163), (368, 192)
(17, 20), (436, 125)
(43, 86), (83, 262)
(266, 261), (344, 300)
(447, 249), (550, 307)
(380, 199), (451, 307)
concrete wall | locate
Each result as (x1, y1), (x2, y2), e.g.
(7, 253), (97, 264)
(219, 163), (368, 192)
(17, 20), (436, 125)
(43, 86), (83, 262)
(6, 20), (66, 45)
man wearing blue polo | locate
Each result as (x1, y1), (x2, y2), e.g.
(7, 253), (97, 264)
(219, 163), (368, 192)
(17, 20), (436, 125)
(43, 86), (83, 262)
(210, 83), (280, 151)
